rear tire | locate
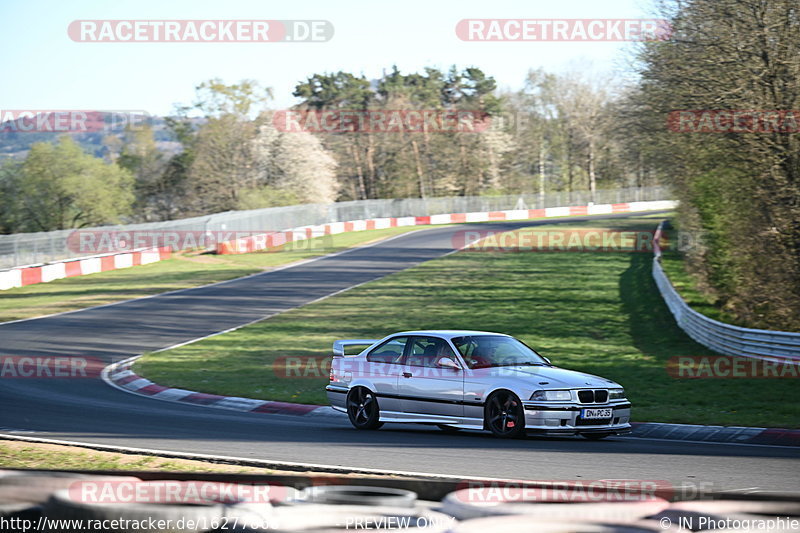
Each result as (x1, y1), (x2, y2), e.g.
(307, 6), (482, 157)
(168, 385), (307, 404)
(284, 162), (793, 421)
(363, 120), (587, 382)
(484, 390), (525, 438)
(346, 387), (383, 430)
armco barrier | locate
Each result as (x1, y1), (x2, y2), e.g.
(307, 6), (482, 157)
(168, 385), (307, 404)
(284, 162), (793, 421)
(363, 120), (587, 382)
(0, 187), (672, 269)
(0, 246), (170, 291)
(652, 221), (800, 362)
(218, 200), (678, 254)
(0, 197), (675, 290)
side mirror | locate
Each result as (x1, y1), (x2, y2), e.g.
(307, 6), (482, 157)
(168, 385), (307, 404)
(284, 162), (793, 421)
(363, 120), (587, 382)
(436, 357), (461, 371)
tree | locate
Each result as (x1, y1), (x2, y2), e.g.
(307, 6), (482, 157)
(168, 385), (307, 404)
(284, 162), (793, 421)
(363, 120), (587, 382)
(12, 137), (133, 231)
(183, 80), (272, 215)
(294, 72), (374, 199)
(194, 78), (273, 118)
(509, 69), (561, 201)
(293, 72), (372, 110)
(630, 0), (800, 329)
(247, 119), (338, 208)
(118, 125), (171, 221)
(293, 66), (511, 199)
(152, 106), (199, 220)
(185, 115), (258, 215)
(554, 72), (615, 202)
(0, 158), (22, 233)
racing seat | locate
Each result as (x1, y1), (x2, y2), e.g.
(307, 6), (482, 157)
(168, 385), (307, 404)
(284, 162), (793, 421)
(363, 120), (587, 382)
(468, 348), (491, 369)
(407, 343), (439, 367)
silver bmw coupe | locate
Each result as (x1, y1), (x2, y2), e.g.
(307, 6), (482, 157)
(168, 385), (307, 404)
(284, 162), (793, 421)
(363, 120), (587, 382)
(326, 330), (632, 439)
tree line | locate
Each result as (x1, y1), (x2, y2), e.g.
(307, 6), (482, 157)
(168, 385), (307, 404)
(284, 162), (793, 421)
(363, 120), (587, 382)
(0, 0), (796, 329)
(624, 0), (799, 331)
(0, 65), (655, 232)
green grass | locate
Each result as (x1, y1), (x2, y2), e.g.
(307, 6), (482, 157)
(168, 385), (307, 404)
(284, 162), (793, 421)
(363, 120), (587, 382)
(0, 225), (434, 323)
(136, 215), (799, 428)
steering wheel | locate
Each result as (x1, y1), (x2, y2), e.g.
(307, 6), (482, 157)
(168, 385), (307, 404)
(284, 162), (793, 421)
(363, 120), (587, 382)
(469, 355), (491, 369)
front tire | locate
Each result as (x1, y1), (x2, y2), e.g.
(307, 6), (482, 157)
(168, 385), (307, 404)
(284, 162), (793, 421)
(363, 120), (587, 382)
(485, 390), (525, 438)
(346, 387), (383, 430)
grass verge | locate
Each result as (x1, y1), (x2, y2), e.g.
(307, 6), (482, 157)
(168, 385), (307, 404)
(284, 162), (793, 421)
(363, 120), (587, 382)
(136, 215), (799, 428)
(0, 440), (272, 473)
(0, 225), (435, 323)
(658, 224), (742, 326)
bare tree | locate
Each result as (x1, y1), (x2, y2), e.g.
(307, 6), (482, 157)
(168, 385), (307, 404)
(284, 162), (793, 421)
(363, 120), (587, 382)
(555, 73), (614, 203)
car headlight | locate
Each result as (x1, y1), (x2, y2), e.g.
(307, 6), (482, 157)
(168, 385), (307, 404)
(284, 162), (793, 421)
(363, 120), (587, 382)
(530, 390), (572, 401)
(608, 388), (625, 400)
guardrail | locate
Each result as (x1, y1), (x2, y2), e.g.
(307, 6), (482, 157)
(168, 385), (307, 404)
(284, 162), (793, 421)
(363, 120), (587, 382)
(1, 199), (677, 290)
(0, 186), (671, 269)
(652, 221), (800, 362)
(217, 200), (678, 255)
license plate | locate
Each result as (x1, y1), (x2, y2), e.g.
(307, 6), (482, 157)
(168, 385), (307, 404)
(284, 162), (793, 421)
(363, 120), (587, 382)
(581, 408), (612, 419)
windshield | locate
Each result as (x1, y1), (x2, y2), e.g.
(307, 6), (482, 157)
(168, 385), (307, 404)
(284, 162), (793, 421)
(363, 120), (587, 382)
(451, 335), (547, 369)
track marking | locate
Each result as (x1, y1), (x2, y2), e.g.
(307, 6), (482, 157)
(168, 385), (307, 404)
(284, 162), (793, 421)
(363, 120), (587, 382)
(616, 435), (800, 449)
(0, 432), (522, 481)
(2, 211), (666, 326)
(100, 216), (506, 403)
(0, 227), (431, 326)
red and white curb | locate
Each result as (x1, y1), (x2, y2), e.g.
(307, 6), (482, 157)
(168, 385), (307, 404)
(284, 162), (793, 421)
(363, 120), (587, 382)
(0, 246), (171, 291)
(103, 358), (800, 447)
(1, 200), (676, 289)
(217, 201), (678, 254)
(103, 355), (345, 419)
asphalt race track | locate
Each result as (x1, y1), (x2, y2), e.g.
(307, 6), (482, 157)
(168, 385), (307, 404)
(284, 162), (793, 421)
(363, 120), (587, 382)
(1, 213), (798, 491)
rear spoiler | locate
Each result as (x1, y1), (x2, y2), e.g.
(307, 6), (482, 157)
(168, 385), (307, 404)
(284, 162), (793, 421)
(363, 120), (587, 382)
(332, 339), (378, 357)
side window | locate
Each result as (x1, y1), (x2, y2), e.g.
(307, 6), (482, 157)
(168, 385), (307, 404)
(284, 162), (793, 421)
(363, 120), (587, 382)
(452, 336), (473, 358)
(406, 337), (457, 368)
(366, 337), (408, 364)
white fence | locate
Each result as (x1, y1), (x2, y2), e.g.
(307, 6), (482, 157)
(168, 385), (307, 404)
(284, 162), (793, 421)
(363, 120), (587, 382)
(0, 186), (671, 269)
(652, 221), (800, 361)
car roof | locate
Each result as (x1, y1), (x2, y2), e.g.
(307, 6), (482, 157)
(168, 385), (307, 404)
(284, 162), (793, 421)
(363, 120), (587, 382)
(389, 330), (511, 339)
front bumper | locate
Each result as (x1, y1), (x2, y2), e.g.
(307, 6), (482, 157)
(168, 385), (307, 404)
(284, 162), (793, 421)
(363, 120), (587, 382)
(522, 401), (632, 435)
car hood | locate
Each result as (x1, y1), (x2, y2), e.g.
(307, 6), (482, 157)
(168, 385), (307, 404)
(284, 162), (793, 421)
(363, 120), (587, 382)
(476, 365), (619, 388)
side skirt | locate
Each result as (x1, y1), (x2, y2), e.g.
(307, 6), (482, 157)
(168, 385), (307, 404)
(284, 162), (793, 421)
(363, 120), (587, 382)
(378, 410), (483, 429)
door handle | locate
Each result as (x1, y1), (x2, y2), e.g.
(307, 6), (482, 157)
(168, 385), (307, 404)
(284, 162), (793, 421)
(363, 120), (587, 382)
(402, 372), (412, 378)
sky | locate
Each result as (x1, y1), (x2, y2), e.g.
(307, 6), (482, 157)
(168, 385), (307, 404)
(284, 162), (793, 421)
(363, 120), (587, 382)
(0, 0), (658, 116)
